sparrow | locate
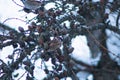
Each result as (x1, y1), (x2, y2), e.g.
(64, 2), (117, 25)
(21, 0), (42, 10)
(47, 37), (62, 52)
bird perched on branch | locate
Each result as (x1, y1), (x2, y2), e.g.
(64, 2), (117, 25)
(21, 0), (42, 10)
(47, 37), (62, 52)
(21, 0), (44, 13)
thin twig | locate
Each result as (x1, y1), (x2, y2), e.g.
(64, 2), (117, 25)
(12, 0), (24, 8)
(116, 11), (120, 28)
(3, 18), (27, 24)
(17, 71), (27, 80)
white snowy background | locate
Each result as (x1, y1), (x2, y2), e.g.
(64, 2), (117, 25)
(0, 0), (120, 80)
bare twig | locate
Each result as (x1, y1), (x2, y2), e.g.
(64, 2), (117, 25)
(17, 71), (27, 80)
(116, 11), (120, 28)
(12, 0), (24, 8)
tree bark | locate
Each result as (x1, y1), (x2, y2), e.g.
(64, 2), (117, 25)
(92, 29), (120, 80)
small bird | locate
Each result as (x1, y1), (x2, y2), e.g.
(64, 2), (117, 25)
(47, 37), (62, 52)
(21, 0), (42, 10)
